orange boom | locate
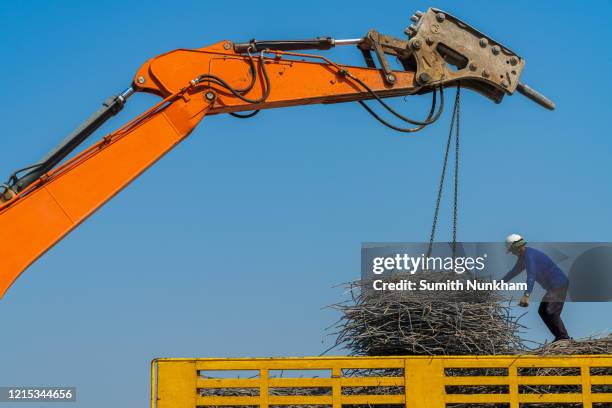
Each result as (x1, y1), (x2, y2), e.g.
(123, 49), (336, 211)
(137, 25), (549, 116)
(0, 8), (553, 298)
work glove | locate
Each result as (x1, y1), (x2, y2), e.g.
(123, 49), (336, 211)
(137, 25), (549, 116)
(519, 293), (530, 307)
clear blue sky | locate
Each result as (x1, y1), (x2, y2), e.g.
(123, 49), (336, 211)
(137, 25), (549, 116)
(0, 1), (610, 407)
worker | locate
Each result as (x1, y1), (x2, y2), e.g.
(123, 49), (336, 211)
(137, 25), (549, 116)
(502, 234), (571, 342)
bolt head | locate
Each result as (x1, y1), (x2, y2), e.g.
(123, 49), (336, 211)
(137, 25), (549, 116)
(509, 56), (518, 66)
(425, 36), (434, 46)
(482, 69), (489, 78)
(418, 72), (431, 83)
(223, 42), (232, 50)
(415, 10), (423, 17)
(479, 38), (488, 48)
(386, 74), (396, 83)
(501, 79), (509, 87)
(491, 45), (501, 55)
(137, 76), (146, 84)
(410, 15), (419, 22)
(469, 63), (477, 71)
(411, 38), (422, 50)
(205, 91), (216, 101)
(436, 12), (445, 22)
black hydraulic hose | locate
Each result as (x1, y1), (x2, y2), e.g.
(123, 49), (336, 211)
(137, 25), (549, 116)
(7, 163), (44, 185)
(230, 110), (260, 118)
(194, 53), (271, 105)
(231, 51), (258, 94)
(348, 72), (444, 126)
(358, 87), (441, 133)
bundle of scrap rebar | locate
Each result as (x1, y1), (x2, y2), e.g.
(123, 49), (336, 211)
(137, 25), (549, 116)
(329, 271), (526, 356)
(525, 335), (612, 394)
(533, 335), (612, 356)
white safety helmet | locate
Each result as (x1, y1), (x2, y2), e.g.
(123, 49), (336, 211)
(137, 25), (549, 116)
(505, 234), (526, 253)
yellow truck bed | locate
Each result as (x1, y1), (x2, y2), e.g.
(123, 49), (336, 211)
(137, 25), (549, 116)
(152, 355), (612, 408)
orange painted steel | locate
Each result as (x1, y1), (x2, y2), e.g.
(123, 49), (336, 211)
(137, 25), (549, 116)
(0, 41), (417, 298)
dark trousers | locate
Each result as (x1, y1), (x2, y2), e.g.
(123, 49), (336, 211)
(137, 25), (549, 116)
(538, 284), (570, 340)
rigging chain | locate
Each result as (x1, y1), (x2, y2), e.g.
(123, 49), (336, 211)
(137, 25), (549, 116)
(427, 84), (461, 262)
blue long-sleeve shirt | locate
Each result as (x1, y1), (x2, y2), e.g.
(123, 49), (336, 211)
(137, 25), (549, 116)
(502, 247), (568, 294)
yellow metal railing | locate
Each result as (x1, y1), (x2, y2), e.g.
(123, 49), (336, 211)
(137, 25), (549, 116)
(151, 355), (612, 408)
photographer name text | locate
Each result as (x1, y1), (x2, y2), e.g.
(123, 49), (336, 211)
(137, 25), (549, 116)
(372, 279), (527, 292)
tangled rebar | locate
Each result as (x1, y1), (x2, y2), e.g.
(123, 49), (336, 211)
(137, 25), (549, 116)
(329, 272), (526, 356)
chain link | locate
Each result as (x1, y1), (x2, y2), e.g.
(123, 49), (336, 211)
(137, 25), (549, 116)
(427, 85), (461, 261)
(452, 86), (461, 261)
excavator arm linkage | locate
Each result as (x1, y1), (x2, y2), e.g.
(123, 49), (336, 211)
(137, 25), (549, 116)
(0, 8), (553, 298)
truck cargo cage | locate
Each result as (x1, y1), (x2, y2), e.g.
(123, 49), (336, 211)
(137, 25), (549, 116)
(152, 355), (612, 408)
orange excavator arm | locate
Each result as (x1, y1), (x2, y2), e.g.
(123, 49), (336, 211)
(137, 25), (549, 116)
(0, 8), (554, 298)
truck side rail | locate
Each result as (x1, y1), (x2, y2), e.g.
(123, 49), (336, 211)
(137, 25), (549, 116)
(151, 355), (612, 408)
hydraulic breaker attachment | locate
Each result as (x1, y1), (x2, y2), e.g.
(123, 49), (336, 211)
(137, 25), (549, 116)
(358, 8), (555, 109)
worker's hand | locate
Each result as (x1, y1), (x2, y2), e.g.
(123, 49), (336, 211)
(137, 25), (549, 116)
(519, 293), (530, 307)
